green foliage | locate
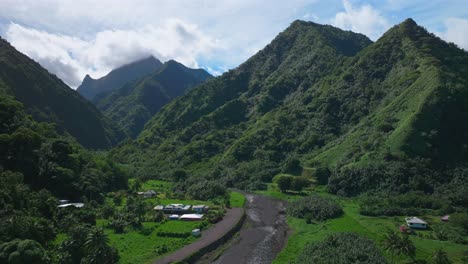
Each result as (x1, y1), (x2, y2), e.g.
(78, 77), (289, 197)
(187, 180), (227, 200)
(287, 194), (343, 221)
(276, 175), (293, 192)
(0, 239), (49, 264)
(381, 229), (416, 262)
(57, 225), (119, 264)
(296, 233), (387, 264)
(450, 213), (468, 233)
(358, 192), (451, 217)
(431, 249), (451, 264)
(433, 223), (467, 244)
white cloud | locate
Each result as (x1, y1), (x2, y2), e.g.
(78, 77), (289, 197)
(332, 0), (390, 40)
(5, 19), (218, 88)
(0, 0), (318, 88)
(438, 17), (468, 51)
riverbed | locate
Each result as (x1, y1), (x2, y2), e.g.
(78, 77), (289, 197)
(211, 193), (289, 264)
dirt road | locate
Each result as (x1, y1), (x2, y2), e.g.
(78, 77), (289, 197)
(154, 207), (244, 264)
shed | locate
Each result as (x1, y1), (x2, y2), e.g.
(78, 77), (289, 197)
(191, 229), (201, 237)
(192, 205), (209, 213)
(405, 217), (428, 229)
(153, 205), (164, 211)
(179, 214), (204, 221)
(143, 190), (157, 198)
(169, 214), (180, 220)
(441, 215), (450, 222)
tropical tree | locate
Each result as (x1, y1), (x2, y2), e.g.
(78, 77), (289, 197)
(83, 227), (118, 264)
(399, 234), (416, 260)
(276, 175), (292, 192)
(431, 249), (451, 264)
(382, 229), (401, 263)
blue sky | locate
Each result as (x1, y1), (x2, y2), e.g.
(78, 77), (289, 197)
(0, 0), (467, 88)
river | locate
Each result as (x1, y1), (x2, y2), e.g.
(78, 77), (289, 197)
(210, 193), (289, 264)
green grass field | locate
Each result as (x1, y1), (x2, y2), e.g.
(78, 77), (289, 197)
(96, 220), (202, 264)
(229, 191), (246, 208)
(258, 184), (468, 264)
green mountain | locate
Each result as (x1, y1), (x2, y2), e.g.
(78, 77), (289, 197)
(94, 60), (212, 138)
(77, 56), (163, 100)
(114, 19), (468, 201)
(0, 37), (125, 149)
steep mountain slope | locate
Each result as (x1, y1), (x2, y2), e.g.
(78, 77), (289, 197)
(114, 19), (468, 198)
(77, 56), (163, 100)
(115, 20), (372, 177)
(0, 37), (125, 149)
(94, 60), (212, 138)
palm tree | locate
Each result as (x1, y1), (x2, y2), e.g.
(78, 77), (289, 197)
(432, 248), (451, 264)
(399, 234), (416, 260)
(382, 229), (401, 263)
(84, 227), (112, 263)
(382, 229), (416, 263)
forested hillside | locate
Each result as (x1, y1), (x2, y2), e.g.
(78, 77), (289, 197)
(0, 37), (125, 149)
(113, 19), (468, 207)
(0, 94), (128, 262)
(94, 60), (212, 138)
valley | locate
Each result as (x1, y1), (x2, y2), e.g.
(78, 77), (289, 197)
(1, 7), (468, 264)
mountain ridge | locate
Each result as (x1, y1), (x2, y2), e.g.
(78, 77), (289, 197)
(77, 56), (163, 100)
(94, 59), (212, 138)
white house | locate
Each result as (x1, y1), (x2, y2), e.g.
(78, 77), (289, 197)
(164, 204), (191, 213)
(405, 217), (428, 229)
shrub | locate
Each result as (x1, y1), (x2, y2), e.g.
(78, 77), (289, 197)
(156, 231), (190, 238)
(296, 233), (387, 264)
(276, 175), (293, 192)
(287, 194), (343, 221)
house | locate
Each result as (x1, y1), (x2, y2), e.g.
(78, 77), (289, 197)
(163, 204), (192, 214)
(153, 205), (164, 211)
(57, 203), (84, 208)
(169, 214), (180, 220)
(143, 190), (157, 198)
(192, 205), (209, 213)
(179, 214), (204, 221)
(405, 217), (428, 229)
(191, 229), (201, 237)
(441, 215), (450, 222)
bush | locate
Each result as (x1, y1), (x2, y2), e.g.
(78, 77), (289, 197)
(156, 231), (190, 238)
(290, 176), (310, 192)
(187, 180), (227, 200)
(358, 192), (449, 217)
(433, 223), (466, 244)
(276, 175), (293, 192)
(287, 194), (343, 221)
(296, 233), (387, 264)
